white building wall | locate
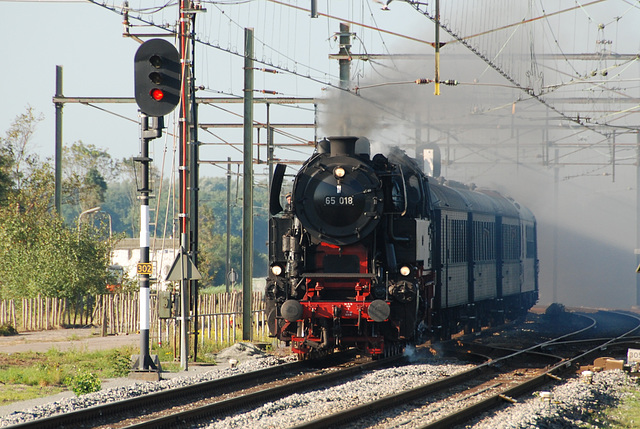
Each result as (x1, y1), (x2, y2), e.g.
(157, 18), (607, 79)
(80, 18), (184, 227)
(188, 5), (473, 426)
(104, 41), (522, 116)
(111, 238), (179, 291)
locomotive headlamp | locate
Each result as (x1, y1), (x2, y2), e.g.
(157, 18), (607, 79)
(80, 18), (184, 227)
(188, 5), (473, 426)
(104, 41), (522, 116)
(271, 265), (283, 276)
(333, 166), (346, 179)
(400, 266), (411, 277)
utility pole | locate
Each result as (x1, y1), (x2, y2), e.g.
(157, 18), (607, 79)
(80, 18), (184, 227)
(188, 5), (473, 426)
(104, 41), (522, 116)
(186, 3), (201, 364)
(636, 131), (640, 307)
(338, 23), (351, 90)
(226, 157), (232, 294)
(178, 0), (193, 370)
(54, 66), (63, 214)
(267, 103), (274, 199)
(552, 146), (559, 304)
(434, 0), (441, 96)
(243, 28), (254, 341)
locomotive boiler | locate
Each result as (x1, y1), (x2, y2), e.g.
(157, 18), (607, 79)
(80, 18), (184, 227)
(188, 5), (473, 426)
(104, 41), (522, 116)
(266, 136), (538, 359)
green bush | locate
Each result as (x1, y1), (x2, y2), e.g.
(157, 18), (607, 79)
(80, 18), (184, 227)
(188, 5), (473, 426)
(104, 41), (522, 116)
(66, 370), (101, 396)
(0, 323), (18, 336)
(110, 350), (131, 377)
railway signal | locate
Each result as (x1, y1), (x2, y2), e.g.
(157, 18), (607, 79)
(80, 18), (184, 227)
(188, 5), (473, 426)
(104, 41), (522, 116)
(134, 39), (181, 117)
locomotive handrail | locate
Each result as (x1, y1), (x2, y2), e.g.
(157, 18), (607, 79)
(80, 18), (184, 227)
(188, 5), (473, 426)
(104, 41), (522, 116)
(398, 164), (408, 217)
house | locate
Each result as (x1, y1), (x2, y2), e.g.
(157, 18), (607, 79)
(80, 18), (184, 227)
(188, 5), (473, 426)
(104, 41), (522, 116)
(110, 238), (180, 291)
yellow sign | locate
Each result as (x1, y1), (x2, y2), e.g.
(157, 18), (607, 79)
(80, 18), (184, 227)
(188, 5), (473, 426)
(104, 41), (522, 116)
(137, 263), (153, 275)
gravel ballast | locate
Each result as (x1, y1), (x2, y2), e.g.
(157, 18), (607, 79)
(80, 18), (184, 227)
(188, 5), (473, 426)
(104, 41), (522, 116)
(0, 343), (636, 429)
(466, 369), (635, 429)
(0, 343), (291, 427)
(200, 350), (473, 428)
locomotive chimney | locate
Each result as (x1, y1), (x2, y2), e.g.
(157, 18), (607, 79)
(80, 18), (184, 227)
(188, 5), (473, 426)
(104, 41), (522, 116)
(328, 136), (358, 157)
(317, 138), (330, 154)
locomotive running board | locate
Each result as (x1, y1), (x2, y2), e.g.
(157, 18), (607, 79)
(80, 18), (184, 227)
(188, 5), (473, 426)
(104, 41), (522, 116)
(302, 272), (376, 278)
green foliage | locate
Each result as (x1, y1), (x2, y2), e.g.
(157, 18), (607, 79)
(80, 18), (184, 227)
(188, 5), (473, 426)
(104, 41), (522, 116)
(62, 141), (118, 212)
(196, 177), (269, 286)
(200, 285), (241, 295)
(0, 346), (143, 403)
(64, 141), (119, 182)
(65, 370), (101, 396)
(1, 364), (64, 387)
(0, 149), (12, 203)
(1, 107), (272, 299)
(110, 349), (132, 378)
(0, 347), (129, 389)
(0, 323), (18, 336)
(0, 110), (117, 301)
(0, 105), (43, 194)
(0, 198), (114, 300)
(0, 385), (64, 405)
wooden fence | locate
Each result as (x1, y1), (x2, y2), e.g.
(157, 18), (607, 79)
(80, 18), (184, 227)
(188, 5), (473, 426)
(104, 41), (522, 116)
(0, 292), (269, 347)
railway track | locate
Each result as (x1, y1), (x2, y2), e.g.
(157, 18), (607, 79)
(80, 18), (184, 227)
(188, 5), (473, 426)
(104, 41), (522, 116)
(293, 310), (640, 429)
(6, 351), (402, 429)
(7, 309), (637, 429)
(118, 354), (405, 429)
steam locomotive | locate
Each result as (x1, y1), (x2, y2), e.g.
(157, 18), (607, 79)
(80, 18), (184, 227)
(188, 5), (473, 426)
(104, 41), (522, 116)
(266, 136), (538, 358)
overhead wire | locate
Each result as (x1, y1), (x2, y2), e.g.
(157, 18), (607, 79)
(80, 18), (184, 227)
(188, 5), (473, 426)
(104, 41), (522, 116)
(90, 0), (636, 179)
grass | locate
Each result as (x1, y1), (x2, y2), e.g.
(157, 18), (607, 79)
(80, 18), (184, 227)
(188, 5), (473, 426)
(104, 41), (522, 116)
(0, 346), (136, 405)
(0, 333), (275, 406)
(0, 338), (237, 405)
(586, 387), (640, 428)
(0, 385), (63, 404)
(199, 285), (242, 295)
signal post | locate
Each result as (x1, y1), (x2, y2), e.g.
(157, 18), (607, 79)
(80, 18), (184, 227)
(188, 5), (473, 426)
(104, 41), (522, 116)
(131, 39), (181, 377)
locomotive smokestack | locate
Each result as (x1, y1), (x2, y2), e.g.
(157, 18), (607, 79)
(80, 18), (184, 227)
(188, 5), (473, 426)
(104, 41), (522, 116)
(328, 136), (358, 157)
(317, 138), (330, 154)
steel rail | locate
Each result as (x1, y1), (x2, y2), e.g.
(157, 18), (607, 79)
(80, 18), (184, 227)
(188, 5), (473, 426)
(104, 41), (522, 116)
(417, 310), (640, 429)
(289, 348), (561, 429)
(120, 354), (405, 429)
(5, 353), (356, 429)
(289, 312), (599, 428)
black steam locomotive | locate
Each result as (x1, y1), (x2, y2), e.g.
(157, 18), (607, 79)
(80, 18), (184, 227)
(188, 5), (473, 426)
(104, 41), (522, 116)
(266, 136), (538, 358)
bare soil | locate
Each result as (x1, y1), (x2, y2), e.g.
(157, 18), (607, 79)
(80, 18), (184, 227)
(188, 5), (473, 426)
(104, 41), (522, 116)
(0, 327), (138, 354)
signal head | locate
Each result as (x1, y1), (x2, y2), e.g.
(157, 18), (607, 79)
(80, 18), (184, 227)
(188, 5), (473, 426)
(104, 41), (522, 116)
(134, 39), (181, 117)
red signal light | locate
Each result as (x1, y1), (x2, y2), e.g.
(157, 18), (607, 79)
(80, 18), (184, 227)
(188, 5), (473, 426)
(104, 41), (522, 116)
(150, 88), (165, 101)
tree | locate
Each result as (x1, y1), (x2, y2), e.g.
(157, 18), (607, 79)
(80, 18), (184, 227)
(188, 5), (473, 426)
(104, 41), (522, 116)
(0, 150), (12, 203)
(83, 167), (108, 209)
(0, 166), (115, 300)
(195, 177), (269, 286)
(0, 109), (116, 301)
(0, 106), (43, 192)
(64, 141), (119, 182)
(63, 141), (117, 213)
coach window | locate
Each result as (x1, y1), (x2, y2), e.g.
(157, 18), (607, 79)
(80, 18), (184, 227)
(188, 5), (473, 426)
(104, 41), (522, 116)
(526, 225), (535, 258)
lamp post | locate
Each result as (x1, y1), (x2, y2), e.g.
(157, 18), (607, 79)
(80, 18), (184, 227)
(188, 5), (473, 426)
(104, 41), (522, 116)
(78, 206), (101, 237)
(103, 211), (112, 239)
(77, 206), (112, 238)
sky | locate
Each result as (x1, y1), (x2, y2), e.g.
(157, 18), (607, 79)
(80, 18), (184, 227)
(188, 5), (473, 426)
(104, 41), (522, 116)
(2, 0), (640, 309)
(2, 1), (141, 164)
